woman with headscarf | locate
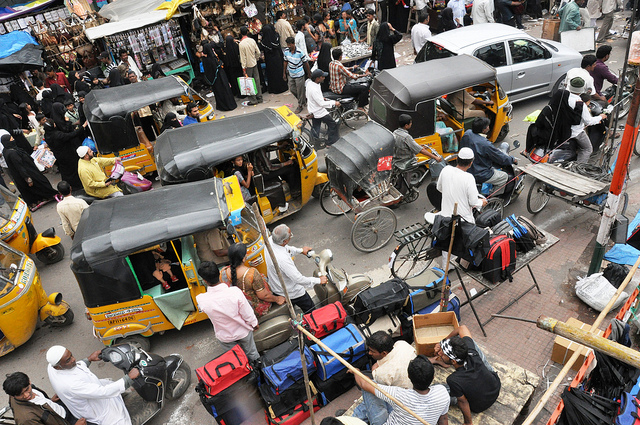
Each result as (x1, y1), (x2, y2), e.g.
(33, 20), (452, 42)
(0, 99), (34, 154)
(48, 84), (70, 104)
(201, 42), (237, 111)
(1, 134), (57, 211)
(51, 102), (73, 133)
(108, 68), (124, 87)
(39, 90), (54, 118)
(317, 42), (333, 92)
(42, 118), (84, 189)
(260, 24), (288, 95)
(160, 112), (182, 133)
(223, 35), (244, 98)
(440, 8), (458, 31)
(374, 22), (403, 71)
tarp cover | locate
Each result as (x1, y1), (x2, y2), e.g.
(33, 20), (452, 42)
(85, 0), (168, 40)
(0, 0), (55, 22)
(84, 76), (188, 121)
(325, 121), (395, 198)
(70, 179), (229, 269)
(0, 30), (38, 59)
(604, 209), (640, 266)
(0, 42), (42, 75)
(156, 108), (292, 184)
(98, 0), (165, 21)
(370, 54), (496, 111)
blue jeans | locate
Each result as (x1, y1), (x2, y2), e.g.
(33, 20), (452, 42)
(352, 389), (392, 425)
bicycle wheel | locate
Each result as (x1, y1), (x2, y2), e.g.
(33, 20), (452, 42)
(390, 235), (436, 280)
(341, 109), (369, 131)
(527, 179), (551, 214)
(483, 198), (504, 218)
(617, 91), (633, 118)
(319, 183), (352, 216)
(351, 206), (397, 253)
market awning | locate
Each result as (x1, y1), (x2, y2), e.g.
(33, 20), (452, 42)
(85, 10), (168, 40)
(0, 0), (57, 22)
(0, 30), (42, 75)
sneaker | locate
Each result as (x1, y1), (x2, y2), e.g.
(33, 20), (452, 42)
(278, 202), (289, 213)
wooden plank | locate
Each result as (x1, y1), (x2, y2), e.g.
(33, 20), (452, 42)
(526, 164), (608, 193)
(524, 169), (591, 197)
(523, 164), (608, 197)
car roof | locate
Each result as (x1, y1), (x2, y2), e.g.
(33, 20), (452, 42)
(427, 23), (532, 52)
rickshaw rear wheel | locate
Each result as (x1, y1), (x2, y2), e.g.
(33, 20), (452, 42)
(166, 361), (191, 400)
(341, 109), (369, 131)
(116, 334), (151, 352)
(320, 183), (353, 216)
(36, 243), (65, 265)
(45, 308), (74, 327)
(351, 207), (397, 253)
(495, 123), (509, 143)
(527, 179), (551, 214)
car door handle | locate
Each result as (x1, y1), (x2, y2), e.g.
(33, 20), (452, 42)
(517, 72), (526, 78)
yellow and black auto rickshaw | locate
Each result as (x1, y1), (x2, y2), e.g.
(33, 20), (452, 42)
(154, 106), (328, 224)
(83, 76), (215, 176)
(369, 54), (512, 179)
(0, 240), (73, 357)
(70, 178), (293, 352)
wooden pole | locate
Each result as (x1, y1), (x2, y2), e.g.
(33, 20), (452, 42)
(440, 203), (458, 312)
(537, 316), (640, 369)
(251, 203), (316, 425)
(296, 325), (432, 425)
(521, 254), (640, 425)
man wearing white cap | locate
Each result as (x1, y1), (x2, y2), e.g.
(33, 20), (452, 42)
(46, 345), (138, 425)
(76, 146), (122, 199)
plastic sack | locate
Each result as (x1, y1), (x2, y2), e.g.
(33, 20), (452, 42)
(82, 137), (96, 153)
(237, 77), (257, 96)
(575, 273), (628, 312)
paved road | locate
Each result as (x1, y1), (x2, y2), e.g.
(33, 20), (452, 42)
(0, 26), (636, 425)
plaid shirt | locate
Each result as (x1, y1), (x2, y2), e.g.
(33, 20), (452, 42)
(329, 60), (358, 94)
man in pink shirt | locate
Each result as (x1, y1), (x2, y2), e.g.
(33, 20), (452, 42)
(196, 262), (260, 361)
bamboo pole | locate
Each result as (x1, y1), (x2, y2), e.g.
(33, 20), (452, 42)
(521, 254), (640, 425)
(251, 203), (316, 425)
(297, 325), (432, 425)
(440, 203), (458, 312)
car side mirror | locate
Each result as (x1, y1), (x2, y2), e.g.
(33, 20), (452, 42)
(254, 173), (265, 195)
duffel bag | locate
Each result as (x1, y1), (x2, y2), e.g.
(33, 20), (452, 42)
(313, 355), (370, 405)
(195, 369), (263, 424)
(265, 399), (321, 425)
(353, 278), (410, 325)
(260, 338), (316, 394)
(481, 235), (516, 283)
(403, 267), (447, 315)
(261, 378), (318, 419)
(310, 323), (366, 380)
(475, 208), (502, 229)
(303, 301), (348, 339)
(195, 344), (252, 396)
(359, 313), (401, 340)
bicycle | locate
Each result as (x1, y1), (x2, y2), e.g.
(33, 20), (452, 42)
(299, 98), (370, 148)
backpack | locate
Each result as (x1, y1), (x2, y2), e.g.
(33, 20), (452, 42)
(481, 235), (516, 283)
(617, 392), (640, 425)
(505, 214), (536, 253)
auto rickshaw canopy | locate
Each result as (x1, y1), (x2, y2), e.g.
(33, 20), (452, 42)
(155, 108), (294, 184)
(370, 54), (497, 112)
(71, 179), (229, 307)
(83, 76), (190, 121)
(325, 121), (395, 199)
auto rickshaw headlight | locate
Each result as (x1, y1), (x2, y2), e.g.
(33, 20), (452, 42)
(48, 292), (62, 306)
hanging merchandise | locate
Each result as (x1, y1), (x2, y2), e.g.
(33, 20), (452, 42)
(244, 0), (258, 18)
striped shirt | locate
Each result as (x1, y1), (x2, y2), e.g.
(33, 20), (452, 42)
(284, 48), (307, 79)
(329, 60), (358, 94)
(375, 384), (450, 425)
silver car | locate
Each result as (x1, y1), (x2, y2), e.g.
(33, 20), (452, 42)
(415, 23), (583, 103)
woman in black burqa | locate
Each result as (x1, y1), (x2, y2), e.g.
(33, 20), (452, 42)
(223, 35), (244, 98)
(317, 42), (333, 92)
(202, 42), (237, 112)
(0, 98), (34, 154)
(525, 89), (582, 155)
(160, 112), (182, 133)
(42, 116), (84, 189)
(260, 24), (288, 94)
(374, 22), (403, 71)
(1, 134), (56, 210)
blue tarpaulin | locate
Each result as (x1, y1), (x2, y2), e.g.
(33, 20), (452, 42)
(604, 209), (640, 266)
(0, 30), (37, 59)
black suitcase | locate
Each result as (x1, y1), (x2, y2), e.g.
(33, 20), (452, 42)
(353, 278), (410, 325)
(196, 370), (263, 425)
(481, 235), (516, 283)
(313, 355), (370, 405)
(260, 378), (318, 419)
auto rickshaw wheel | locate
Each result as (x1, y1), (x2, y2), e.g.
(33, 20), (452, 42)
(44, 308), (74, 327)
(166, 361), (192, 400)
(527, 179), (551, 214)
(36, 243), (65, 265)
(351, 206), (397, 253)
(115, 334), (151, 352)
(320, 183), (353, 216)
(495, 123), (509, 143)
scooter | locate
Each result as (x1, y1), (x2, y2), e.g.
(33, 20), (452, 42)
(477, 140), (526, 211)
(100, 342), (191, 425)
(308, 249), (372, 306)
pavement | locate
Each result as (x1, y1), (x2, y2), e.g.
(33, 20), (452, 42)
(0, 10), (638, 425)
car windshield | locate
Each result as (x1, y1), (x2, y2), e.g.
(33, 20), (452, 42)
(417, 41), (456, 63)
(235, 208), (261, 246)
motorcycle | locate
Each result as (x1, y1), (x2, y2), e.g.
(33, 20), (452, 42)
(100, 343), (191, 425)
(308, 248), (372, 306)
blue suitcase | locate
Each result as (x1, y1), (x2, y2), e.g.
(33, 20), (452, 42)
(416, 293), (461, 321)
(261, 338), (316, 394)
(403, 268), (449, 315)
(310, 324), (366, 381)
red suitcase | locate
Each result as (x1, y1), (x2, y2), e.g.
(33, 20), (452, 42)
(195, 344), (252, 396)
(303, 301), (348, 338)
(265, 399), (321, 425)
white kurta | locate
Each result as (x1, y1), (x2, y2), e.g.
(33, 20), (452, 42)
(48, 361), (131, 425)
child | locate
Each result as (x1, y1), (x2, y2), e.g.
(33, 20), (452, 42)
(64, 99), (80, 126)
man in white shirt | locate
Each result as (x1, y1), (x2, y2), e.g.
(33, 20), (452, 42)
(564, 55), (597, 99)
(118, 49), (142, 80)
(265, 224), (327, 313)
(305, 69), (340, 145)
(353, 331), (417, 425)
(56, 181), (88, 239)
(46, 345), (139, 425)
(471, 0), (495, 23)
(411, 0), (429, 13)
(411, 11), (432, 55)
(295, 19), (310, 61)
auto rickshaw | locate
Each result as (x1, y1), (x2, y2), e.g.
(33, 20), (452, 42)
(369, 54), (512, 179)
(0, 240), (73, 357)
(70, 178), (292, 351)
(0, 184), (64, 264)
(155, 106), (328, 224)
(83, 76), (215, 176)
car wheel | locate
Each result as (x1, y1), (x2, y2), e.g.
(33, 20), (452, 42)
(551, 74), (567, 97)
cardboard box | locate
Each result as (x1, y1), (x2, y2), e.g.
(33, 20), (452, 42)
(541, 18), (561, 42)
(551, 318), (604, 371)
(414, 311), (459, 356)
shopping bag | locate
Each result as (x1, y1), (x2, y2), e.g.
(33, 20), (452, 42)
(243, 0), (258, 18)
(237, 77), (257, 96)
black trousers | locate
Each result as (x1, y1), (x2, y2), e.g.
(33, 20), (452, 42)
(291, 292), (315, 313)
(341, 83), (369, 108)
(312, 115), (340, 145)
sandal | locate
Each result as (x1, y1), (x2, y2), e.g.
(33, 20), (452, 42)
(30, 201), (47, 212)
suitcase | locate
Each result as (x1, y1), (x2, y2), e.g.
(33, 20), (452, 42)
(481, 235), (516, 283)
(475, 208), (502, 228)
(359, 313), (402, 339)
(415, 293), (461, 321)
(195, 344), (252, 396)
(255, 314), (296, 353)
(303, 301), (348, 339)
(265, 399), (321, 425)
(196, 369), (263, 425)
(260, 378), (318, 419)
(310, 323), (366, 381)
(313, 355), (370, 405)
(260, 338), (317, 394)
(353, 278), (410, 325)
(403, 268), (447, 315)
